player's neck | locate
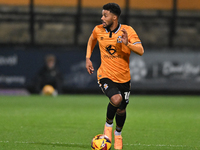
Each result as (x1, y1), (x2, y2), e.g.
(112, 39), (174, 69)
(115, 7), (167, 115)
(109, 21), (119, 32)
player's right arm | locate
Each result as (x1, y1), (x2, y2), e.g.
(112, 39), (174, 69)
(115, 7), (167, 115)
(86, 33), (97, 75)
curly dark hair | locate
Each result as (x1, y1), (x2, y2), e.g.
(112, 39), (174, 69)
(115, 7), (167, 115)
(103, 3), (121, 17)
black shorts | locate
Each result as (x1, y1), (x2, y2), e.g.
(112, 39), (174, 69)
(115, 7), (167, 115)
(98, 78), (131, 110)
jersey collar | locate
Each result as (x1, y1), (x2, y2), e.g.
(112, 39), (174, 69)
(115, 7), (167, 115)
(105, 23), (121, 34)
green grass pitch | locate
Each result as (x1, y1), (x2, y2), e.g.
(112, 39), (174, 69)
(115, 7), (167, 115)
(0, 94), (199, 150)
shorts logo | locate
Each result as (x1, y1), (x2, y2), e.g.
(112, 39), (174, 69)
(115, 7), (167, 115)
(117, 36), (122, 43)
(104, 83), (108, 90)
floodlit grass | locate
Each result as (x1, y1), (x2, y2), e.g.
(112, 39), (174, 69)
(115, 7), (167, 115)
(0, 95), (199, 150)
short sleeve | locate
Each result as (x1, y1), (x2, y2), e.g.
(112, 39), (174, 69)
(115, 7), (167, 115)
(128, 26), (141, 45)
(92, 26), (97, 39)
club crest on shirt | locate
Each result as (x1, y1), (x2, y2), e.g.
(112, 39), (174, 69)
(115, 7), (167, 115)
(117, 36), (122, 43)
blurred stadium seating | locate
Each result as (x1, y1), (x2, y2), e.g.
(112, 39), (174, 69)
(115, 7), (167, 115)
(0, 0), (199, 47)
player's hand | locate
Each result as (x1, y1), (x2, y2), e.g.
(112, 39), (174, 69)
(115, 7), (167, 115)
(86, 58), (94, 75)
(121, 28), (128, 45)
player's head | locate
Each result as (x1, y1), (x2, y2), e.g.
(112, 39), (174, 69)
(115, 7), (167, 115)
(45, 54), (56, 69)
(103, 3), (121, 18)
(101, 3), (121, 29)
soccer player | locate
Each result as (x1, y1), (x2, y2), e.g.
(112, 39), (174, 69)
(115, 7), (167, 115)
(86, 3), (144, 149)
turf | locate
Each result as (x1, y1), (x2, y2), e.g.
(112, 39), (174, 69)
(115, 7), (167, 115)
(0, 94), (199, 150)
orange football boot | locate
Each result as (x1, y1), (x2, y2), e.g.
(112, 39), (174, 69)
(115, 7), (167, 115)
(114, 130), (123, 149)
(103, 124), (112, 142)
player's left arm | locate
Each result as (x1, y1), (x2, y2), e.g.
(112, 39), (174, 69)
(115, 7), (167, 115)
(121, 28), (144, 56)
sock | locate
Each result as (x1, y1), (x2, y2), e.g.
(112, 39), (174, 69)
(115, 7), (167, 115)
(115, 130), (122, 136)
(115, 111), (126, 132)
(106, 102), (118, 125)
(105, 122), (113, 127)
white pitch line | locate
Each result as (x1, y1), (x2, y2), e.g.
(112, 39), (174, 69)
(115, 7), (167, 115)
(124, 143), (188, 148)
(0, 141), (194, 148)
(0, 141), (85, 145)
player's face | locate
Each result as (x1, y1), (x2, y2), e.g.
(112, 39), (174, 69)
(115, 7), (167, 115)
(47, 60), (55, 69)
(101, 10), (115, 29)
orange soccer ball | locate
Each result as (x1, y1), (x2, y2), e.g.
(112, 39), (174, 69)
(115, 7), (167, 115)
(42, 85), (55, 95)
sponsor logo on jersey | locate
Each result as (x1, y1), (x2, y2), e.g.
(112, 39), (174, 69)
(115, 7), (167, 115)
(106, 45), (116, 55)
(104, 45), (121, 59)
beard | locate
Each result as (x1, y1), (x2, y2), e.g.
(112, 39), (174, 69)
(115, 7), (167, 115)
(102, 21), (113, 31)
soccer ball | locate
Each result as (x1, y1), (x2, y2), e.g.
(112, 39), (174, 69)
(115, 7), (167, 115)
(42, 85), (55, 95)
(91, 134), (111, 150)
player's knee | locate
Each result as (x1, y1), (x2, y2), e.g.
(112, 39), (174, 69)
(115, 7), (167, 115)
(117, 109), (126, 116)
(110, 94), (122, 107)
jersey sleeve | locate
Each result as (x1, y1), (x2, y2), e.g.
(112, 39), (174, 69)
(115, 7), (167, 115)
(92, 26), (97, 39)
(86, 26), (98, 58)
(128, 26), (141, 45)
